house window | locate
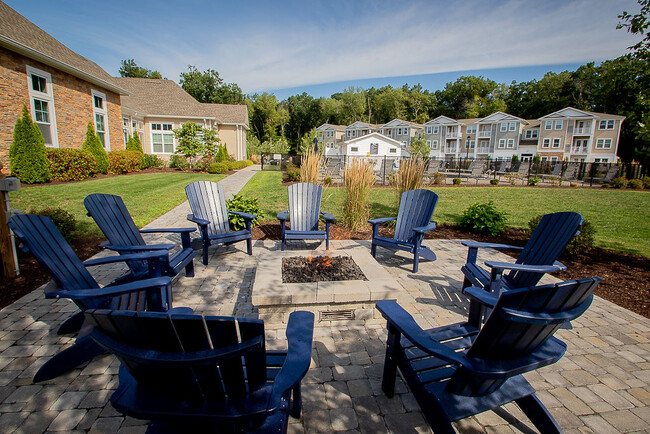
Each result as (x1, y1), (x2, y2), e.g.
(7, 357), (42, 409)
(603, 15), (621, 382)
(498, 139), (506, 149)
(426, 140), (431, 147)
(599, 120), (615, 130)
(426, 126), (432, 134)
(552, 138), (561, 148)
(500, 123), (507, 132)
(507, 139), (514, 148)
(554, 120), (563, 130)
(91, 90), (109, 149)
(525, 130), (538, 139)
(432, 126), (439, 134)
(431, 140), (438, 149)
(544, 120), (553, 130)
(404, 127), (409, 135)
(350, 146), (358, 153)
(509, 122), (516, 131)
(541, 156), (548, 162)
(26, 66), (58, 146)
(151, 123), (174, 153)
(551, 156), (558, 163)
(370, 143), (379, 155)
(596, 138), (612, 149)
(386, 129), (392, 137)
(389, 148), (397, 154)
(468, 140), (475, 149)
(466, 125), (476, 134)
(122, 117), (130, 144)
(542, 138), (550, 148)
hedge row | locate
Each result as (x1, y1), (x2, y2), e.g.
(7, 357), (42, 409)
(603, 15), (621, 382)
(46, 149), (97, 181)
(108, 150), (143, 174)
(207, 160), (254, 174)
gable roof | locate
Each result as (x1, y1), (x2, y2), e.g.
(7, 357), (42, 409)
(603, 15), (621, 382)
(317, 123), (346, 132)
(0, 1), (128, 95)
(344, 132), (403, 147)
(346, 121), (379, 129)
(539, 107), (625, 121)
(203, 103), (249, 127)
(381, 119), (423, 129)
(424, 115), (461, 125)
(478, 111), (528, 124)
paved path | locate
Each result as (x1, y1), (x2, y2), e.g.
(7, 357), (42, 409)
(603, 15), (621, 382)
(0, 167), (648, 433)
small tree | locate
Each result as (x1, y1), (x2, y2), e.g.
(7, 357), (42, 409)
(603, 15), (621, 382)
(407, 135), (430, 159)
(298, 128), (319, 155)
(173, 122), (204, 167)
(126, 131), (143, 153)
(82, 122), (108, 174)
(203, 129), (220, 156)
(9, 104), (50, 183)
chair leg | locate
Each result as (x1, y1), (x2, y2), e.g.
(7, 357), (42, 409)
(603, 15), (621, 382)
(33, 335), (106, 383)
(516, 394), (562, 434)
(413, 249), (420, 273)
(202, 241), (209, 266)
(381, 325), (401, 398)
(371, 243), (377, 257)
(290, 384), (302, 418)
(246, 237), (253, 255)
(185, 260), (195, 278)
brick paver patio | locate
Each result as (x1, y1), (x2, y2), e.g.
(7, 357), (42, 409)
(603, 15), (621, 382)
(1, 166), (648, 433)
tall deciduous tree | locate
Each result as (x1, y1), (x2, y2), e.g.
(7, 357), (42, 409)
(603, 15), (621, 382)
(119, 59), (162, 79)
(180, 66), (244, 104)
(618, 0), (650, 59)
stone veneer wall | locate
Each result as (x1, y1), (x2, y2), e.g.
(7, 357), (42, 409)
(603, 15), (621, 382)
(0, 46), (123, 171)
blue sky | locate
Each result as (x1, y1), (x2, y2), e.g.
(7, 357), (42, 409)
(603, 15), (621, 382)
(6, 0), (641, 99)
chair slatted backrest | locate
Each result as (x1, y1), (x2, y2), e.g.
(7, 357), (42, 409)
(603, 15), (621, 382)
(563, 163), (578, 180)
(449, 278), (600, 397)
(394, 189), (439, 244)
(551, 163), (563, 176)
(185, 181), (230, 237)
(470, 162), (485, 176)
(8, 214), (99, 292)
(85, 310), (268, 401)
(288, 183), (322, 232)
(85, 194), (148, 275)
(508, 212), (583, 288)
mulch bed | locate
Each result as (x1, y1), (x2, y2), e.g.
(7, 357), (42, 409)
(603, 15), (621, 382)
(2, 223), (648, 319)
(282, 255), (367, 283)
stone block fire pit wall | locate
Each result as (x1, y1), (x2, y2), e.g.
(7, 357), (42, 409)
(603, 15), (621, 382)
(252, 242), (402, 324)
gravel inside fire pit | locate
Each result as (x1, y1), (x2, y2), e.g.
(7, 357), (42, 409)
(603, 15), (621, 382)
(282, 256), (368, 283)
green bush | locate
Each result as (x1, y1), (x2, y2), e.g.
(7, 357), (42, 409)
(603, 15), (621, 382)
(528, 215), (595, 257)
(628, 179), (644, 189)
(601, 183), (610, 188)
(226, 194), (264, 230)
(214, 145), (229, 162)
(30, 207), (77, 241)
(286, 167), (301, 182)
(207, 162), (228, 174)
(452, 177), (461, 185)
(433, 172), (446, 185)
(642, 175), (650, 189)
(490, 178), (500, 185)
(125, 131), (144, 153)
(169, 154), (189, 170)
(611, 177), (628, 188)
(459, 201), (508, 236)
(9, 105), (50, 183)
(141, 154), (164, 169)
(528, 176), (540, 186)
(194, 155), (214, 172)
(324, 177), (333, 185)
(108, 150), (142, 174)
(81, 122), (108, 174)
(46, 148), (96, 181)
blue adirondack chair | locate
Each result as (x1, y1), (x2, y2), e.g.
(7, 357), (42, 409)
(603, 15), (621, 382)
(85, 309), (314, 433)
(185, 181), (255, 265)
(377, 277), (601, 433)
(369, 189), (439, 273)
(8, 214), (190, 382)
(84, 193), (196, 280)
(461, 211), (583, 295)
(277, 182), (334, 251)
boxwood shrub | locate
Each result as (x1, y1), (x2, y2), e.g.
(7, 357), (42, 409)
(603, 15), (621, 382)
(46, 148), (97, 181)
(108, 150), (142, 174)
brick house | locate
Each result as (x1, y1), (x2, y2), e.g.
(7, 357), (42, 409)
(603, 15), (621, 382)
(0, 1), (128, 170)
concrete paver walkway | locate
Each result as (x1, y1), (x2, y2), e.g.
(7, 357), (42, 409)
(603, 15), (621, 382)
(1, 166), (648, 433)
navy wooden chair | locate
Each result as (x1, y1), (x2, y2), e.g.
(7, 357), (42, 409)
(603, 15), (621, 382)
(277, 182), (334, 251)
(461, 211), (583, 295)
(8, 214), (190, 382)
(369, 189), (439, 273)
(377, 277), (601, 433)
(85, 193), (196, 280)
(85, 309), (314, 433)
(185, 181), (254, 265)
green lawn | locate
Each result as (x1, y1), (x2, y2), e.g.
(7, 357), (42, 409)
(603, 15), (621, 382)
(9, 173), (226, 237)
(239, 171), (650, 257)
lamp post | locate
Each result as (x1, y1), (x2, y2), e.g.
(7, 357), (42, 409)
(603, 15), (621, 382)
(313, 136), (319, 154)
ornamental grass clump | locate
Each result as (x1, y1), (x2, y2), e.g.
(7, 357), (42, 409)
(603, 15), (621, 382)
(300, 149), (323, 184)
(394, 157), (426, 202)
(343, 158), (375, 231)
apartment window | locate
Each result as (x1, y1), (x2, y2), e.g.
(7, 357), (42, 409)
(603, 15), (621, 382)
(479, 140), (489, 149)
(151, 123), (174, 153)
(542, 138), (550, 148)
(404, 127), (409, 135)
(500, 123), (507, 132)
(431, 140), (438, 150)
(389, 148), (397, 154)
(551, 156), (558, 163)
(432, 126), (439, 134)
(350, 146), (358, 153)
(466, 125), (476, 134)
(507, 139), (514, 148)
(524, 130), (538, 139)
(122, 117), (130, 144)
(386, 129), (392, 137)
(26, 66), (58, 146)
(426, 140), (431, 147)
(509, 122), (516, 131)
(426, 126), (432, 134)
(469, 140), (475, 149)
(498, 139), (506, 149)
(599, 119), (615, 130)
(541, 156), (548, 162)
(554, 120), (563, 130)
(544, 120), (553, 130)
(552, 138), (561, 148)
(92, 90), (109, 149)
(596, 138), (612, 149)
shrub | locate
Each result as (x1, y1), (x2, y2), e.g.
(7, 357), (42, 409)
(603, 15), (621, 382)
(30, 207), (77, 241)
(141, 154), (164, 169)
(394, 158), (425, 201)
(300, 150), (323, 184)
(324, 177), (333, 185)
(82, 122), (108, 174)
(343, 158), (375, 231)
(9, 104), (50, 183)
(226, 194), (264, 230)
(207, 162), (229, 174)
(601, 183), (610, 188)
(108, 150), (142, 174)
(169, 154), (189, 170)
(459, 201), (508, 236)
(642, 175), (650, 189)
(286, 167), (301, 182)
(611, 177), (628, 188)
(452, 177), (461, 185)
(194, 155), (214, 172)
(46, 148), (96, 181)
(570, 182), (579, 188)
(528, 176), (540, 186)
(125, 131), (144, 153)
(433, 172), (446, 185)
(528, 215), (595, 257)
(628, 179), (644, 189)
(214, 144), (229, 162)
(490, 178), (500, 185)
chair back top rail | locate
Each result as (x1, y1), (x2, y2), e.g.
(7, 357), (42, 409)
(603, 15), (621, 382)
(394, 189), (439, 243)
(186, 181), (230, 236)
(288, 183), (323, 232)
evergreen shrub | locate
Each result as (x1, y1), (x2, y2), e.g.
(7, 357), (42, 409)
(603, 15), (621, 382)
(82, 122), (108, 174)
(528, 215), (595, 257)
(108, 151), (142, 174)
(30, 207), (77, 241)
(628, 179), (644, 189)
(125, 131), (144, 153)
(46, 149), (96, 181)
(286, 167), (301, 182)
(490, 178), (500, 185)
(452, 177), (461, 185)
(141, 154), (164, 169)
(207, 162), (228, 174)
(612, 177), (628, 188)
(459, 201), (508, 236)
(642, 175), (650, 189)
(9, 105), (50, 183)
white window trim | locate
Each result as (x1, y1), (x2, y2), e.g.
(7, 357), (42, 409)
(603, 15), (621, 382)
(91, 89), (110, 150)
(544, 120), (552, 130)
(542, 138), (550, 148)
(426, 126), (432, 134)
(500, 123), (507, 132)
(26, 65), (58, 147)
(350, 146), (359, 153)
(598, 120), (615, 130)
(432, 126), (439, 134)
(509, 122), (516, 131)
(150, 122), (175, 154)
(554, 120), (563, 130)
(498, 139), (506, 149)
(596, 138), (612, 149)
(507, 139), (514, 148)
(432, 140), (438, 149)
(552, 138), (561, 148)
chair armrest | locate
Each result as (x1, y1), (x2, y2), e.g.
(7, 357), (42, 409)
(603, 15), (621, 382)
(83, 250), (169, 267)
(500, 295), (593, 325)
(368, 217), (397, 225)
(462, 241), (524, 251)
(484, 261), (566, 273)
(277, 210), (288, 221)
(413, 222), (437, 234)
(69, 276), (172, 302)
(102, 244), (175, 253)
(140, 227), (196, 234)
(463, 286), (499, 308)
(320, 211), (335, 222)
(269, 311), (315, 409)
(187, 214), (210, 227)
(229, 210), (257, 220)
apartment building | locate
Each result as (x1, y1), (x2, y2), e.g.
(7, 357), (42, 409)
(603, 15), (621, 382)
(423, 116), (464, 158)
(379, 119), (423, 149)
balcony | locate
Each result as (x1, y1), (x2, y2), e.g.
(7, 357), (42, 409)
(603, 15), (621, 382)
(570, 146), (589, 154)
(445, 146), (458, 154)
(446, 131), (461, 139)
(477, 130), (491, 138)
(476, 147), (491, 154)
(574, 127), (591, 135)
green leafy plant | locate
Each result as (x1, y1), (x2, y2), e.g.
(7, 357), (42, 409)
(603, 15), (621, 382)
(490, 178), (500, 185)
(46, 149), (96, 181)
(601, 183), (611, 188)
(324, 177), (333, 185)
(612, 177), (628, 188)
(286, 166), (300, 182)
(141, 154), (164, 169)
(642, 175), (650, 189)
(528, 176), (540, 186)
(459, 201), (508, 236)
(30, 207), (77, 241)
(433, 172), (446, 185)
(528, 215), (595, 257)
(452, 177), (461, 185)
(169, 154), (189, 170)
(125, 131), (144, 153)
(628, 178), (644, 189)
(82, 122), (108, 174)
(108, 151), (142, 174)
(9, 104), (50, 183)
(207, 162), (228, 174)
(226, 194), (263, 230)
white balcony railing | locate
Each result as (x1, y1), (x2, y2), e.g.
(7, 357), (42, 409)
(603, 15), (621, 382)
(476, 147), (491, 154)
(570, 147), (589, 154)
(445, 147), (458, 153)
(574, 127), (590, 135)
(446, 131), (461, 139)
(477, 131), (491, 138)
